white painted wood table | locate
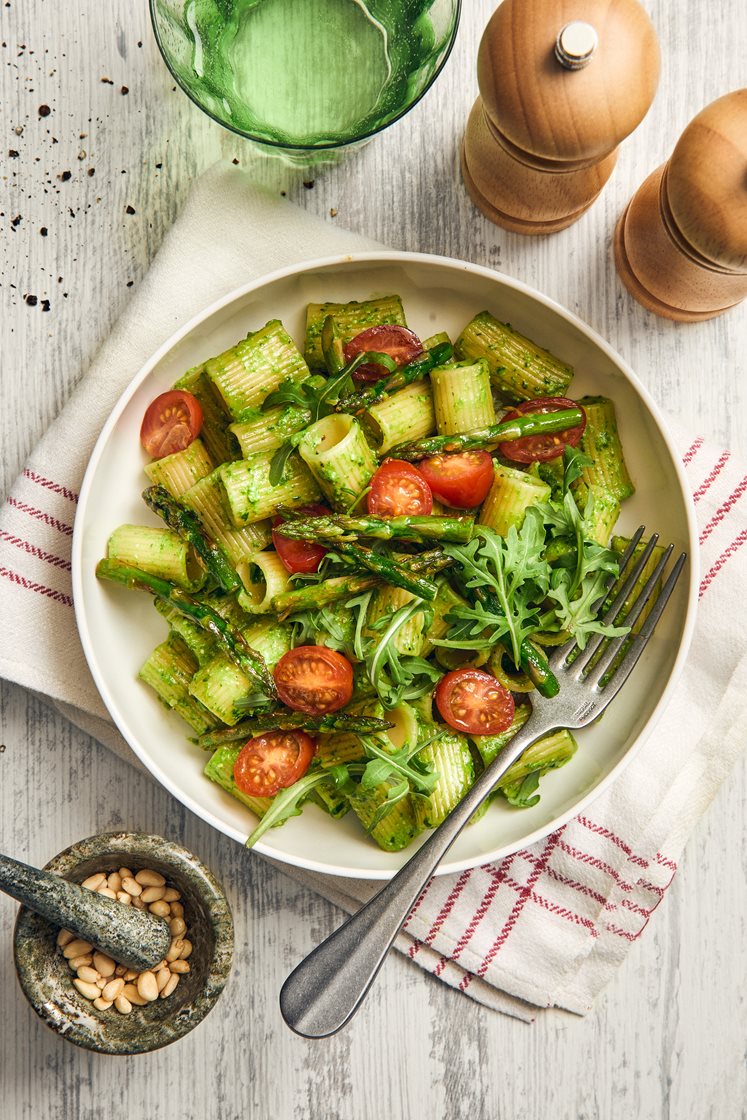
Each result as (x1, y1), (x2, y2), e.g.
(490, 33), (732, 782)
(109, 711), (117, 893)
(1, 3), (745, 1117)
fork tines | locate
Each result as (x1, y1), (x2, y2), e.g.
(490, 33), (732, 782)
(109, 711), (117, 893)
(551, 526), (687, 696)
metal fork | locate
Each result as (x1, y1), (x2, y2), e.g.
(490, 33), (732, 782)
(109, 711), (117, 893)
(279, 528), (687, 1038)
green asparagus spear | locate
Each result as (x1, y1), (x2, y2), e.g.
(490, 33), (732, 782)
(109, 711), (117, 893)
(195, 710), (395, 749)
(96, 559), (277, 699)
(271, 551), (452, 618)
(387, 408), (585, 461)
(142, 485), (240, 594)
(273, 572), (381, 617)
(337, 341), (454, 413)
(334, 542), (439, 600)
(274, 513), (474, 545)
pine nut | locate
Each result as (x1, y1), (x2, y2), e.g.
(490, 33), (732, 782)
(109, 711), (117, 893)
(96, 978), (107, 989)
(124, 969), (138, 981)
(156, 969), (171, 993)
(69, 953), (94, 970)
(115, 994), (132, 1014)
(140, 885), (166, 904)
(121, 877), (142, 897)
(131, 896), (145, 910)
(169, 959), (190, 975)
(82, 873), (106, 892)
(179, 939), (193, 960)
(107, 872), (122, 893)
(73, 978), (101, 1000)
(149, 900), (171, 918)
(160, 972), (180, 999)
(135, 869), (165, 887)
(93, 952), (116, 977)
(102, 978), (125, 1002)
(137, 971), (159, 1002)
(63, 939), (93, 959)
(76, 966), (100, 984)
(163, 888), (180, 903)
(166, 939), (184, 962)
(153, 960), (167, 971)
(93, 997), (113, 1011)
(122, 983), (148, 1007)
(116, 891), (132, 905)
(169, 901), (184, 918)
(98, 887), (117, 900)
(56, 929), (74, 948)
(169, 917), (186, 938)
(118, 867), (133, 881)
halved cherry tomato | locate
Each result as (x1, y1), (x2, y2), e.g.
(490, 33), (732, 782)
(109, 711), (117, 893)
(435, 669), (515, 736)
(274, 646), (354, 715)
(140, 389), (203, 460)
(418, 451), (494, 509)
(344, 325), (424, 383)
(233, 730), (316, 798)
(498, 396), (586, 463)
(368, 459), (433, 517)
(272, 503), (329, 574)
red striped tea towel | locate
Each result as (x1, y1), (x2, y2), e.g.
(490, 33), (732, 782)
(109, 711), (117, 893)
(1, 164), (745, 1021)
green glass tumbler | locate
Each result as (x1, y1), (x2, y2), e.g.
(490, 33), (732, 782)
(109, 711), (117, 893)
(150, 0), (461, 152)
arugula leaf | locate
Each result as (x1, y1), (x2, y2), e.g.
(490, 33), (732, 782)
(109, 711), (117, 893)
(359, 734), (440, 796)
(444, 522), (548, 663)
(244, 765), (350, 849)
(500, 771), (541, 808)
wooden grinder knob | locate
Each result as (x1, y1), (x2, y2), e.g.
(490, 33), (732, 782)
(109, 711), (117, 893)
(462, 0), (661, 235)
(614, 90), (747, 320)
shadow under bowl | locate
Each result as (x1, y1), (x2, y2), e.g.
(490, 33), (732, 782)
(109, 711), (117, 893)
(13, 832), (233, 1055)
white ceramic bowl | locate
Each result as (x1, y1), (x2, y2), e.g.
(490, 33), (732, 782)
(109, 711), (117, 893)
(73, 252), (698, 879)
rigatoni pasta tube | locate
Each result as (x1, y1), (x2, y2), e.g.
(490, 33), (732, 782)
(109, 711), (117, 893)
(298, 414), (377, 511)
(205, 320), (309, 420)
(364, 382), (436, 453)
(143, 438), (214, 497)
(181, 471), (272, 563)
(430, 358), (496, 434)
(577, 396), (635, 502)
(229, 404), (308, 458)
(106, 524), (204, 590)
(236, 551), (292, 614)
(478, 463), (550, 537)
(218, 452), (321, 526)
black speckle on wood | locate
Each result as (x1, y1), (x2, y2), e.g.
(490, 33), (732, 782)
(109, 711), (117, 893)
(8, 148), (19, 158)
(87, 167), (95, 176)
(303, 180), (315, 189)
(41, 299), (50, 312)
(10, 214), (21, 228)
(38, 103), (51, 116)
(125, 204), (135, 215)
(59, 169), (71, 181)
(40, 226), (47, 236)
(121, 85), (129, 95)
(25, 294), (37, 306)
(100, 76), (113, 85)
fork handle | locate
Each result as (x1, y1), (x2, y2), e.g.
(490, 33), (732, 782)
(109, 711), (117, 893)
(279, 712), (550, 1038)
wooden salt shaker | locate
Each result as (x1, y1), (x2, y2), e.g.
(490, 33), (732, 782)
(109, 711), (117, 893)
(461, 0), (660, 235)
(614, 90), (747, 321)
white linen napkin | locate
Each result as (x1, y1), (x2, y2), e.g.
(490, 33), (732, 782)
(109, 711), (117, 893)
(2, 162), (745, 1022)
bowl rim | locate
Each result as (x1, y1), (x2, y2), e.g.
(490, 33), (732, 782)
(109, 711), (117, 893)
(13, 831), (234, 1055)
(72, 249), (700, 880)
(148, 0), (463, 151)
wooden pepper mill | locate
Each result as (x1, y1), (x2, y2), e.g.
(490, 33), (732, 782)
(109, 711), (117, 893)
(462, 0), (660, 234)
(614, 90), (747, 321)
